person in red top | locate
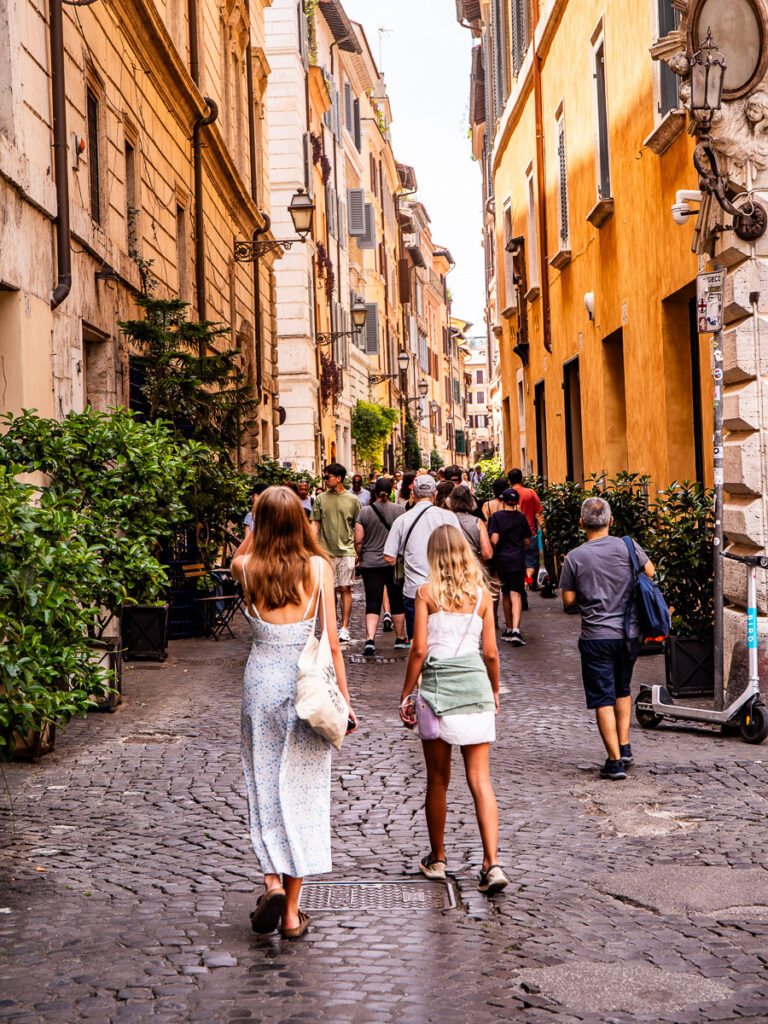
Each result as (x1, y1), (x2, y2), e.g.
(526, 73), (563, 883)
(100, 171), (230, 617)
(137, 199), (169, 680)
(507, 469), (544, 590)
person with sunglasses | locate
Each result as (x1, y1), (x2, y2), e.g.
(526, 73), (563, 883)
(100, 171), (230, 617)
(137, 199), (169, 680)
(310, 463), (360, 643)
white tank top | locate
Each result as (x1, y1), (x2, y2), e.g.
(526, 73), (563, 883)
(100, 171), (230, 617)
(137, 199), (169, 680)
(426, 586), (484, 659)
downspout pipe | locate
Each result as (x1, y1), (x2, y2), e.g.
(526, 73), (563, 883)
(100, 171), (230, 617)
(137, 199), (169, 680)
(531, 8), (552, 354)
(192, 97), (218, 343)
(244, 5), (264, 404)
(50, 0), (71, 309)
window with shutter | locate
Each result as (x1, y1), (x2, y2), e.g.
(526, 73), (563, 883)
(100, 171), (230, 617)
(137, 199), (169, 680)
(454, 378), (461, 403)
(347, 189), (365, 236)
(593, 36), (611, 199)
(556, 112), (569, 247)
(298, 2), (309, 71)
(338, 197), (346, 247)
(409, 315), (418, 355)
(526, 167), (540, 288)
(364, 303), (379, 355)
(353, 98), (361, 150)
(358, 204), (376, 249)
(302, 133), (313, 197)
(344, 81), (354, 135)
(326, 182), (336, 238)
(657, 0), (680, 115)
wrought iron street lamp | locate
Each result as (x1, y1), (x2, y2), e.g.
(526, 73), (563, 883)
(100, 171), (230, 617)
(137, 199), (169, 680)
(690, 28), (726, 126)
(234, 188), (315, 262)
(369, 349), (411, 385)
(688, 30), (768, 240)
(317, 297), (368, 345)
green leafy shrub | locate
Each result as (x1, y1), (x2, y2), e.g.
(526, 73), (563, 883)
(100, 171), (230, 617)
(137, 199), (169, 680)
(351, 400), (397, 471)
(0, 408), (198, 611)
(0, 467), (113, 760)
(401, 409), (422, 471)
(429, 446), (444, 470)
(473, 457), (503, 502)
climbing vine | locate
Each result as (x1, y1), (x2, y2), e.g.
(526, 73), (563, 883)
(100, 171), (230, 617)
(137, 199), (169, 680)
(320, 351), (343, 411)
(351, 400), (398, 472)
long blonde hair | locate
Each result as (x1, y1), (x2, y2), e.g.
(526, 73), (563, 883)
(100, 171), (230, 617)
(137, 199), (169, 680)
(242, 486), (327, 611)
(425, 525), (485, 611)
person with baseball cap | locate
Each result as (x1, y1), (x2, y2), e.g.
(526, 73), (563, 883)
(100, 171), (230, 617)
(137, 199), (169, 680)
(487, 488), (532, 645)
(383, 474), (460, 639)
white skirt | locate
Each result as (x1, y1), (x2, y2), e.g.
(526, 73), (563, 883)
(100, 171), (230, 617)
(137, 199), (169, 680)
(437, 710), (496, 746)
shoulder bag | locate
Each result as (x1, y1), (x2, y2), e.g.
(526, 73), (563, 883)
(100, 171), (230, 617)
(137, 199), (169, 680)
(621, 536), (671, 645)
(393, 503), (430, 585)
(295, 561), (349, 750)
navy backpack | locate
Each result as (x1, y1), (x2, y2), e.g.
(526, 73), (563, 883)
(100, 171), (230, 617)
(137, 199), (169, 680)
(622, 536), (671, 642)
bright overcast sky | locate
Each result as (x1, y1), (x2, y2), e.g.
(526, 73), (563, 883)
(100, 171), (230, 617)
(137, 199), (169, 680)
(342, 0), (486, 335)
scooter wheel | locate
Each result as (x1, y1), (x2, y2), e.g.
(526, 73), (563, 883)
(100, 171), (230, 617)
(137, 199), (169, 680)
(635, 689), (663, 729)
(739, 702), (768, 744)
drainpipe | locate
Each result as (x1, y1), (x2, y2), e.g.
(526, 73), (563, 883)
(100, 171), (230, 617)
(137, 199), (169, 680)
(49, 0), (71, 309)
(192, 98), (218, 344)
(245, 6), (264, 405)
(531, 7), (552, 354)
(188, 0), (200, 86)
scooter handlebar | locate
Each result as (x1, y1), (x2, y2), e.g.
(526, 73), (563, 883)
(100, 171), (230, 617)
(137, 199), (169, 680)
(721, 551), (768, 568)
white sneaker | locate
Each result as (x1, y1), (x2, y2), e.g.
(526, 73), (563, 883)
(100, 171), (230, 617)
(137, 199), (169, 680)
(338, 627), (351, 643)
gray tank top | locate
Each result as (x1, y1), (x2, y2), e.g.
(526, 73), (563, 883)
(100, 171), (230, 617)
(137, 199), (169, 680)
(455, 512), (481, 556)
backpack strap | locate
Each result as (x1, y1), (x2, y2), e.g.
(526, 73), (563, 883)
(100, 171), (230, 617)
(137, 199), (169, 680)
(399, 503), (431, 557)
(369, 502), (392, 532)
(622, 536), (639, 640)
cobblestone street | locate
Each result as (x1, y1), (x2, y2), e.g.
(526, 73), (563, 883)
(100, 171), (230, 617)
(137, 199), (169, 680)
(3, 589), (768, 1023)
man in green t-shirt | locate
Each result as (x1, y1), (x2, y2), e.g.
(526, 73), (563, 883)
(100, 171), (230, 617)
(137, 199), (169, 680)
(310, 462), (360, 642)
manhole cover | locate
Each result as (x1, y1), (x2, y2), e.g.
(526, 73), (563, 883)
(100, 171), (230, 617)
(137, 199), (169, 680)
(348, 655), (407, 664)
(299, 880), (455, 911)
(121, 733), (183, 744)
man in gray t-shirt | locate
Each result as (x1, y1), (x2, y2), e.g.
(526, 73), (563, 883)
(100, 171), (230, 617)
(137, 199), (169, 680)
(559, 497), (655, 781)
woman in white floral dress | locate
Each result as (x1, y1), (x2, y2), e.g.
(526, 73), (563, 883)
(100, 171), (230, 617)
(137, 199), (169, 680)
(232, 486), (356, 938)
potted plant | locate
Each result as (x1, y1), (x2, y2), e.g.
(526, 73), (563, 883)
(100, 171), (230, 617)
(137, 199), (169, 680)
(0, 467), (113, 761)
(650, 482), (714, 696)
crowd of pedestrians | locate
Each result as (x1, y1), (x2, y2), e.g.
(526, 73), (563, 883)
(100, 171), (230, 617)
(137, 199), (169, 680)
(232, 461), (654, 938)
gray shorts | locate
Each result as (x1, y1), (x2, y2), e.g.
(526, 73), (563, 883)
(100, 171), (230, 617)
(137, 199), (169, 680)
(330, 555), (356, 588)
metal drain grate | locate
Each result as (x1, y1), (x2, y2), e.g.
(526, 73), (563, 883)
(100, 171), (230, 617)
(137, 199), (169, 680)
(299, 879), (455, 911)
(348, 655), (407, 664)
(121, 733), (182, 744)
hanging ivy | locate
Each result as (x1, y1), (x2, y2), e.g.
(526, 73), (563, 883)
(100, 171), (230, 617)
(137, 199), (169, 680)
(320, 351), (343, 411)
(304, 0), (319, 65)
(316, 242), (335, 301)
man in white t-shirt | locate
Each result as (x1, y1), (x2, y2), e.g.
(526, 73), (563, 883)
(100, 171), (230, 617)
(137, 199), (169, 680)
(383, 475), (459, 639)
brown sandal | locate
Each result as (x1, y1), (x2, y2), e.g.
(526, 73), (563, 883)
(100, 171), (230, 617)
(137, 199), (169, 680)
(249, 886), (286, 933)
(281, 909), (311, 939)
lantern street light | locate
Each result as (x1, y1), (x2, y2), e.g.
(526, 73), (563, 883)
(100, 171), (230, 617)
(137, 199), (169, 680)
(317, 297), (369, 346)
(234, 188), (316, 262)
(418, 378), (429, 399)
(368, 348), (411, 386)
(690, 28), (726, 127)
(686, 30), (768, 241)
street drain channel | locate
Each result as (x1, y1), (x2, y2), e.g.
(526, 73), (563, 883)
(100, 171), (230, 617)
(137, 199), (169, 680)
(299, 879), (455, 911)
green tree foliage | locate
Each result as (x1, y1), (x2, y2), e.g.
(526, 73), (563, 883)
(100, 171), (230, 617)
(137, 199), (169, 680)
(429, 445), (444, 470)
(0, 467), (114, 760)
(401, 408), (422, 471)
(351, 400), (398, 471)
(473, 456), (503, 502)
(118, 296), (259, 563)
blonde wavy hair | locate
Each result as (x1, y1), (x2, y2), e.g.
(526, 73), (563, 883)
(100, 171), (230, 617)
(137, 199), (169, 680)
(425, 525), (485, 611)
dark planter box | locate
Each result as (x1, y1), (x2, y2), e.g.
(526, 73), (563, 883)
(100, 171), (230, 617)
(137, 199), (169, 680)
(13, 721), (56, 761)
(665, 635), (714, 697)
(121, 605), (169, 662)
(87, 635), (124, 710)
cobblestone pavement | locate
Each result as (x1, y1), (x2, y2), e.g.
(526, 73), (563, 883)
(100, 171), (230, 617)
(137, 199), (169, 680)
(3, 588), (768, 1023)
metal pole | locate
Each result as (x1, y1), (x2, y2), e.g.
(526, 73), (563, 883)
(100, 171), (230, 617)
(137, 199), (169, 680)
(712, 264), (725, 711)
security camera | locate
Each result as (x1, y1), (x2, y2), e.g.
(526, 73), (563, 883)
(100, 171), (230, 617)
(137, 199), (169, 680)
(671, 190), (703, 226)
(584, 292), (595, 321)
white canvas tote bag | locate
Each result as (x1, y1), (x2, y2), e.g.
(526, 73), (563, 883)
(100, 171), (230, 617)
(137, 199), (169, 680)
(295, 562), (348, 750)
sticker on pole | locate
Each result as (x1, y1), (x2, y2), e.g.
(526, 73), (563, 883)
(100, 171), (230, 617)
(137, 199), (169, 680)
(696, 270), (726, 334)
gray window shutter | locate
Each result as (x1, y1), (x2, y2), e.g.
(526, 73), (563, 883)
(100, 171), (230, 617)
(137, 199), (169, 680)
(344, 81), (354, 135)
(558, 119), (568, 245)
(335, 88), (342, 138)
(347, 189), (365, 236)
(338, 196), (346, 247)
(298, 1), (309, 71)
(364, 303), (379, 355)
(353, 98), (361, 150)
(302, 133), (314, 196)
(358, 203), (376, 249)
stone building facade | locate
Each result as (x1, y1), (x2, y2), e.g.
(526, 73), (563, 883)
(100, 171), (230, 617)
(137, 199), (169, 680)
(0, 0), (277, 466)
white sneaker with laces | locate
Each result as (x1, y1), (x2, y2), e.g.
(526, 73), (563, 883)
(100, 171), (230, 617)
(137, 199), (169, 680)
(338, 627), (352, 643)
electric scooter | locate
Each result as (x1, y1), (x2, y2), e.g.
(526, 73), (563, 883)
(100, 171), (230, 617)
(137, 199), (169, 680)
(635, 551), (768, 744)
